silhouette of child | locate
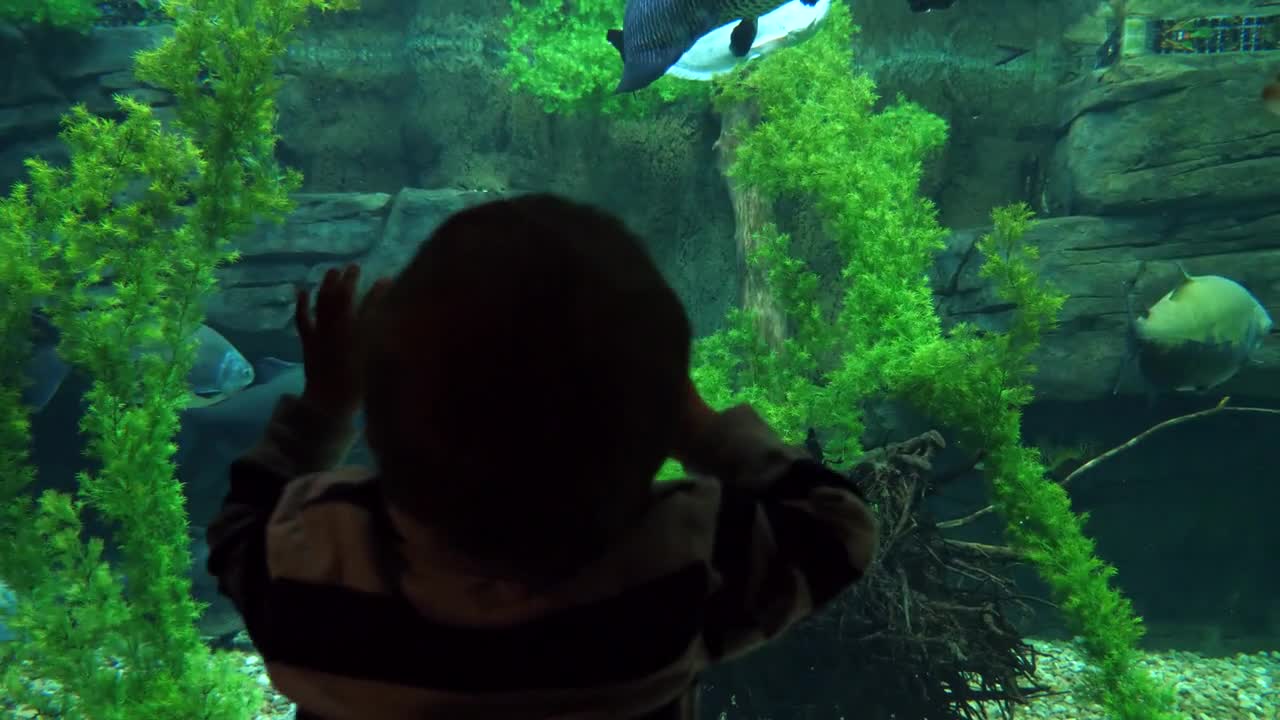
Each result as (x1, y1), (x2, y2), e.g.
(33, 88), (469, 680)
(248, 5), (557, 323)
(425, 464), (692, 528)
(206, 194), (879, 719)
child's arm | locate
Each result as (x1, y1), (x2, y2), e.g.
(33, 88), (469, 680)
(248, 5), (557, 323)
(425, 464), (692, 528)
(680, 405), (879, 662)
(203, 394), (360, 628)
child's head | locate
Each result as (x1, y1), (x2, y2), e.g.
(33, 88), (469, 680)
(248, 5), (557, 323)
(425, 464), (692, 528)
(362, 194), (692, 580)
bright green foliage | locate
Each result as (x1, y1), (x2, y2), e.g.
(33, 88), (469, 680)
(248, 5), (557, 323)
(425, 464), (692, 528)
(502, 0), (706, 115)
(0, 0), (100, 31)
(670, 2), (949, 471)
(687, 229), (826, 444)
(0, 0), (355, 716)
(887, 207), (1178, 720)
(0, 95), (261, 720)
(130, 0), (361, 269)
(676, 3), (1183, 718)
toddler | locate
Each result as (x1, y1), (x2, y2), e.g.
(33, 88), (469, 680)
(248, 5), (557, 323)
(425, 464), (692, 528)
(206, 194), (879, 719)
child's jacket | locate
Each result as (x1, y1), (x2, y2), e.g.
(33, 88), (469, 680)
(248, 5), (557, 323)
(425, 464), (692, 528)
(207, 394), (879, 719)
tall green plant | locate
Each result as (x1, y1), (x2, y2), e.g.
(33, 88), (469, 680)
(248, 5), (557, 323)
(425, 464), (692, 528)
(0, 0), (355, 716)
(0, 99), (253, 720)
(681, 0), (949, 466)
(684, 3), (1181, 718)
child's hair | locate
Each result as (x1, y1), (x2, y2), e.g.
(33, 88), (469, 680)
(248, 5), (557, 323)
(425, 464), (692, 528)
(361, 194), (692, 581)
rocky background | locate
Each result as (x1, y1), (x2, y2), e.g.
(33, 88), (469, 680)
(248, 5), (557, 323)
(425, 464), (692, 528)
(1, 0), (1276, 650)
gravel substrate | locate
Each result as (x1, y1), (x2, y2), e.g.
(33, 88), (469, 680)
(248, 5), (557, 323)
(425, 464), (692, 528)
(982, 639), (1280, 720)
(3, 636), (1278, 718)
(240, 637), (1280, 720)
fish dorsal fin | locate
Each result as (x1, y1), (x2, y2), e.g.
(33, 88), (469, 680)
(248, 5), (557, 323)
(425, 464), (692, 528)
(254, 357), (301, 384)
(1167, 266), (1197, 302)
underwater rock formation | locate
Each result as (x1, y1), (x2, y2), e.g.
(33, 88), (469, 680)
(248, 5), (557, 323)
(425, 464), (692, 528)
(3, 4), (1277, 401)
(199, 188), (1280, 403)
(935, 213), (1280, 402)
(1050, 57), (1280, 217)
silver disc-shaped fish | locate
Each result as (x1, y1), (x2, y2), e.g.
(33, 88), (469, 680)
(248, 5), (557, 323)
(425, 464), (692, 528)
(1130, 269), (1273, 393)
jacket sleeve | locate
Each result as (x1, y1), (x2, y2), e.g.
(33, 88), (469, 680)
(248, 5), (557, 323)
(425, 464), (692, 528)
(683, 405), (879, 662)
(204, 394), (360, 631)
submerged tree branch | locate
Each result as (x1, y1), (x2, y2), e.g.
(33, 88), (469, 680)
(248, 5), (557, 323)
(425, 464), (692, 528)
(939, 398), (1280, 530)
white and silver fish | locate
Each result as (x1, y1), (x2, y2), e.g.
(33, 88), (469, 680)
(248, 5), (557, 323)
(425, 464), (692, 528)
(607, 0), (820, 93)
(663, 0), (831, 83)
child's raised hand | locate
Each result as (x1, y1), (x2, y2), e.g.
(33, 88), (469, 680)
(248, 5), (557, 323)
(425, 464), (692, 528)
(294, 264), (391, 417)
(670, 378), (719, 467)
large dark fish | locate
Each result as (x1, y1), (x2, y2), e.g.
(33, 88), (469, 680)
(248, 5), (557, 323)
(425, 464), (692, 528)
(607, 0), (819, 93)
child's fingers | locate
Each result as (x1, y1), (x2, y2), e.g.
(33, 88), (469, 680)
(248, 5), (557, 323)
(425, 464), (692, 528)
(315, 266), (344, 322)
(317, 265), (361, 321)
(294, 286), (314, 339)
(358, 277), (393, 321)
(302, 265), (365, 346)
(341, 264), (360, 294)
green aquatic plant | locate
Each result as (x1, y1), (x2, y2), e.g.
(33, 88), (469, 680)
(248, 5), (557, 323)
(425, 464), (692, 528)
(0, 0), (354, 716)
(679, 0), (949, 467)
(891, 207), (1178, 719)
(0, 0), (100, 31)
(0, 92), (262, 720)
(682, 3), (1182, 719)
(501, 0), (705, 115)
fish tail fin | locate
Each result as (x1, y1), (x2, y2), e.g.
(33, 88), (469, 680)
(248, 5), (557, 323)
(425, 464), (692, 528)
(615, 45), (689, 93)
(1113, 279), (1140, 396)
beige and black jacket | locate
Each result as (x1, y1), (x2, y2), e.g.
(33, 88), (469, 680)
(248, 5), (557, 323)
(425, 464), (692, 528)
(207, 395), (879, 720)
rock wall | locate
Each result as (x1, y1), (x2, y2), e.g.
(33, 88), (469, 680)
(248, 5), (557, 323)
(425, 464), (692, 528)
(0, 25), (176, 193)
(0, 19), (739, 360)
(210, 188), (739, 360)
(862, 0), (1280, 402)
(2, 2), (1278, 404)
(937, 214), (1280, 402)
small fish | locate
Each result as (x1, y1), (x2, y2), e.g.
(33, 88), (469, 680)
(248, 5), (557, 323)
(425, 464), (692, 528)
(182, 357), (306, 442)
(607, 0), (820, 94)
(1263, 75), (1280, 117)
(1115, 265), (1274, 396)
(181, 325), (255, 408)
(20, 312), (254, 411)
(179, 357), (367, 477)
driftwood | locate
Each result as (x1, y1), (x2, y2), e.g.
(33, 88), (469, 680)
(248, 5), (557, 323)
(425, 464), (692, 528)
(715, 98), (786, 350)
(702, 431), (1045, 720)
(939, 396), (1280, 531)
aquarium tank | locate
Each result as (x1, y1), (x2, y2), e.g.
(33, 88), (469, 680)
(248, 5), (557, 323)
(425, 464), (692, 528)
(0, 0), (1276, 718)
